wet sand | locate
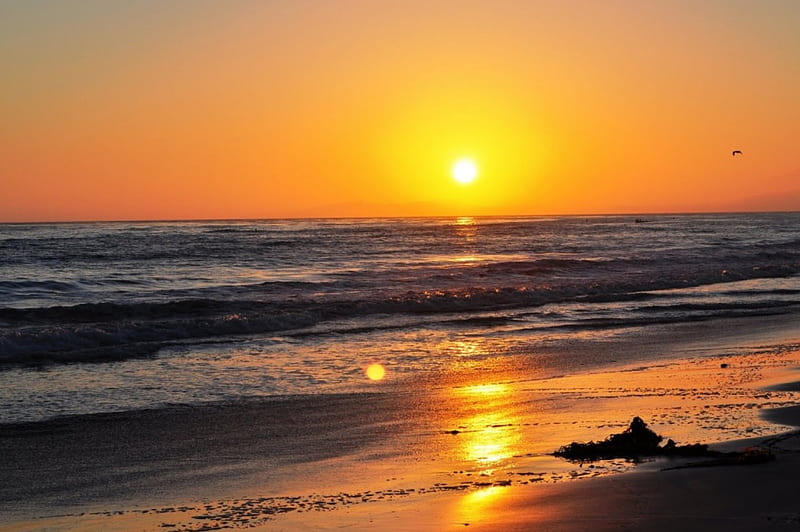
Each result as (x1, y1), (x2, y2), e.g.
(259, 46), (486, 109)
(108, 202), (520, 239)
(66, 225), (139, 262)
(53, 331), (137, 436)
(445, 419), (800, 532)
(3, 316), (800, 531)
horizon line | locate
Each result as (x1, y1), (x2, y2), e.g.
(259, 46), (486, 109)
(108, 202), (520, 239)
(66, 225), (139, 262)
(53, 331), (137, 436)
(2, 208), (799, 225)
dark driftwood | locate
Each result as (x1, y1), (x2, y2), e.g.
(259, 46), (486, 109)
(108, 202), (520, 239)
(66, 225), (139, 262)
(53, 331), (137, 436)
(554, 417), (774, 467)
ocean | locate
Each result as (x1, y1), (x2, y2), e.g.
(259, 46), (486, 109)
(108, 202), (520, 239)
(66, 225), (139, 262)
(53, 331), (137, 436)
(2, 213), (800, 424)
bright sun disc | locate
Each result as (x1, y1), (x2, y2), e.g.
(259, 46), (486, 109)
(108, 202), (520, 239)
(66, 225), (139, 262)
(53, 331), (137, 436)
(452, 159), (478, 184)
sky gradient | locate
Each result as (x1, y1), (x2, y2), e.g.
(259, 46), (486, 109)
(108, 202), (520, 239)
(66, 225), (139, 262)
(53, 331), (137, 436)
(2, 0), (799, 222)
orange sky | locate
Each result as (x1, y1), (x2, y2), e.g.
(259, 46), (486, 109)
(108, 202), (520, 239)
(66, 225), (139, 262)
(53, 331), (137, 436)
(1, 0), (799, 222)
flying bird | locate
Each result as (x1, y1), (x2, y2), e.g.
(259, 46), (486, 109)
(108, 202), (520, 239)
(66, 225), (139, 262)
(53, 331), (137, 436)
(732, 150), (742, 156)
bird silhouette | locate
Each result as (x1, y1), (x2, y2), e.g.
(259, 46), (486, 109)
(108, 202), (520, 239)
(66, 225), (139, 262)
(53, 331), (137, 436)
(732, 150), (742, 156)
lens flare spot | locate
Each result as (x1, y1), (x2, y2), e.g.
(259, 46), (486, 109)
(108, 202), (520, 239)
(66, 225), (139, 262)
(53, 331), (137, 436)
(366, 363), (386, 381)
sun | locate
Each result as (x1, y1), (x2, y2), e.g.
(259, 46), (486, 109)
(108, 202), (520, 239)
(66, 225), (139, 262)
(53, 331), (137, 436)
(452, 158), (478, 184)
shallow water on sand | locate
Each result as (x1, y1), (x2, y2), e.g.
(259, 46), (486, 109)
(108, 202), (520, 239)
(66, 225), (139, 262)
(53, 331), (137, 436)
(3, 317), (800, 530)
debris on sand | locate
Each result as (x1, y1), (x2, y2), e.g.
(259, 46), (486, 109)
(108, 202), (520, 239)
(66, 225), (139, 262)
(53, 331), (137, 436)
(554, 417), (707, 461)
(554, 417), (773, 468)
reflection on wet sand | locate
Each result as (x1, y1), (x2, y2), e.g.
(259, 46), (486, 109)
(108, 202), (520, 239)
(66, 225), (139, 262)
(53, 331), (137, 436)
(456, 485), (510, 527)
(442, 377), (522, 525)
(453, 383), (521, 472)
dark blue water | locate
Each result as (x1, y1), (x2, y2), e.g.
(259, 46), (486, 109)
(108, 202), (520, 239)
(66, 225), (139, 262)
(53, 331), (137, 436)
(1, 213), (799, 422)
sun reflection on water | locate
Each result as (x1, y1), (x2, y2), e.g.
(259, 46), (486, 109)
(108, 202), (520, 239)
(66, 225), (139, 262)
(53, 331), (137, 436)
(454, 216), (477, 245)
(451, 340), (486, 359)
(460, 382), (507, 395)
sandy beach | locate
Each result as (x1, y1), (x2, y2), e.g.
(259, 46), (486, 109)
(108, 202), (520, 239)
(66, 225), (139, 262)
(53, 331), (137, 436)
(3, 314), (800, 531)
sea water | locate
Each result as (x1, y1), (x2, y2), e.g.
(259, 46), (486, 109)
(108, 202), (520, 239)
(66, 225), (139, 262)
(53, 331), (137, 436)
(1, 213), (800, 423)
